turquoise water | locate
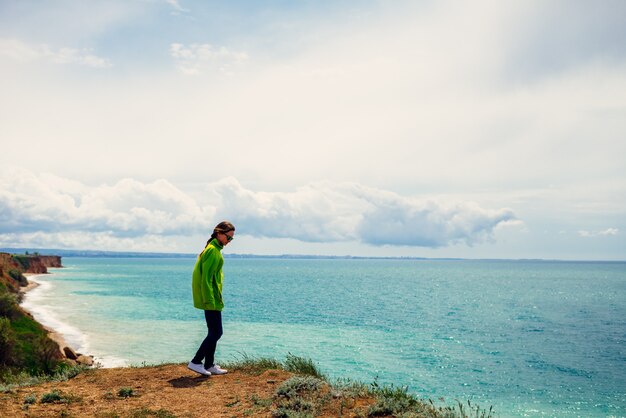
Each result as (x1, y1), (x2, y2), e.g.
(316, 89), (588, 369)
(23, 257), (626, 417)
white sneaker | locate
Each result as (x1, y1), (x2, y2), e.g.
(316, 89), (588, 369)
(187, 361), (211, 376)
(206, 364), (228, 375)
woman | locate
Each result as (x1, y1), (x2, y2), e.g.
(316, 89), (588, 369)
(188, 221), (235, 376)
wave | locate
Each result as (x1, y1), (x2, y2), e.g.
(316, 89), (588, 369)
(21, 275), (127, 368)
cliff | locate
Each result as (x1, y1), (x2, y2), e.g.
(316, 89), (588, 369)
(0, 253), (68, 376)
(8, 253), (63, 274)
(0, 253), (63, 289)
(27, 255), (63, 272)
(0, 252), (26, 289)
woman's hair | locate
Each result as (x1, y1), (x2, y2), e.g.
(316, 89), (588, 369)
(204, 221), (236, 248)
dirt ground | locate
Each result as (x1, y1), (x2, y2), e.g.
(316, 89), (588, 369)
(0, 364), (376, 417)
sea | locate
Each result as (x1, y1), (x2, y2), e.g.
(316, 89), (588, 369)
(22, 257), (626, 417)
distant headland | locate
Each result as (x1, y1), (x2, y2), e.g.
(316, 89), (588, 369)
(0, 247), (443, 260)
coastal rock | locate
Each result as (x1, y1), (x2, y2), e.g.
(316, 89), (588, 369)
(63, 346), (79, 360)
(76, 355), (94, 366)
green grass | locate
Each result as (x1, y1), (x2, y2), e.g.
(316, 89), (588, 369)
(224, 352), (325, 379)
(39, 389), (81, 404)
(284, 353), (325, 379)
(276, 376), (325, 399)
(118, 387), (137, 398)
(23, 393), (37, 404)
(0, 290), (20, 318)
(365, 384), (496, 417)
(40, 389), (63, 403)
(274, 376), (327, 418)
(0, 364), (91, 393)
(0, 283), (64, 376)
(223, 353), (284, 375)
(223, 354), (495, 417)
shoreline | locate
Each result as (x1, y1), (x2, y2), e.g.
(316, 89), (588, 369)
(21, 273), (94, 366)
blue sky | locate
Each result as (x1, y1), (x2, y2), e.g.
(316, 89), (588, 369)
(1, 0), (625, 259)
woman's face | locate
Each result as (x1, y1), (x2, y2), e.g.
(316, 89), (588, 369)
(218, 230), (235, 246)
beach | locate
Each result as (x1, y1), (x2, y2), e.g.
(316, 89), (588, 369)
(21, 273), (93, 366)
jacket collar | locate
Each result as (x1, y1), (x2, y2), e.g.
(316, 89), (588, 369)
(210, 238), (224, 250)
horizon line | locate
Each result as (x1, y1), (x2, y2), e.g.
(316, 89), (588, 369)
(1, 247), (624, 263)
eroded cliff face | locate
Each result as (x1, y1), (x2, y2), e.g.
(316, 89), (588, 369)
(0, 252), (63, 289)
(0, 252), (25, 289)
(22, 255), (63, 273)
(0, 253), (66, 372)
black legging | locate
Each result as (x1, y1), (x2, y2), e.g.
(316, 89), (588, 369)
(192, 310), (223, 368)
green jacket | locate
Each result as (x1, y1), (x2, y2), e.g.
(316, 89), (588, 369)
(192, 238), (225, 311)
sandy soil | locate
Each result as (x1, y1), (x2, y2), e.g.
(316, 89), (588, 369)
(0, 364), (375, 417)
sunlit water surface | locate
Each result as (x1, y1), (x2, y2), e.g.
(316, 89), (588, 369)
(23, 257), (626, 417)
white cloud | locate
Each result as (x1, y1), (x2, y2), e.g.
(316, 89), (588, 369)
(357, 199), (515, 248)
(578, 228), (619, 238)
(0, 1), (624, 259)
(0, 169), (515, 250)
(211, 178), (516, 247)
(0, 168), (213, 237)
(0, 38), (112, 68)
(169, 42), (248, 75)
(0, 231), (173, 253)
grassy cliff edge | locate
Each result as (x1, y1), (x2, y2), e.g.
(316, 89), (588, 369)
(1, 354), (494, 418)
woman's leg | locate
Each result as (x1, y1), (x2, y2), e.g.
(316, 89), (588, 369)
(192, 310), (223, 367)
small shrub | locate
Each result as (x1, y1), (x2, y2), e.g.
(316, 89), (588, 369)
(367, 385), (422, 416)
(273, 398), (315, 418)
(52, 362), (91, 381)
(8, 269), (27, 286)
(33, 334), (62, 374)
(40, 389), (63, 403)
(274, 376), (327, 418)
(39, 389), (81, 404)
(284, 354), (325, 379)
(118, 387), (136, 398)
(250, 394), (273, 407)
(333, 378), (371, 398)
(0, 317), (17, 366)
(0, 290), (19, 319)
(276, 376), (324, 399)
(0, 371), (38, 392)
(23, 393), (37, 404)
(224, 353), (283, 375)
(1, 362), (89, 391)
